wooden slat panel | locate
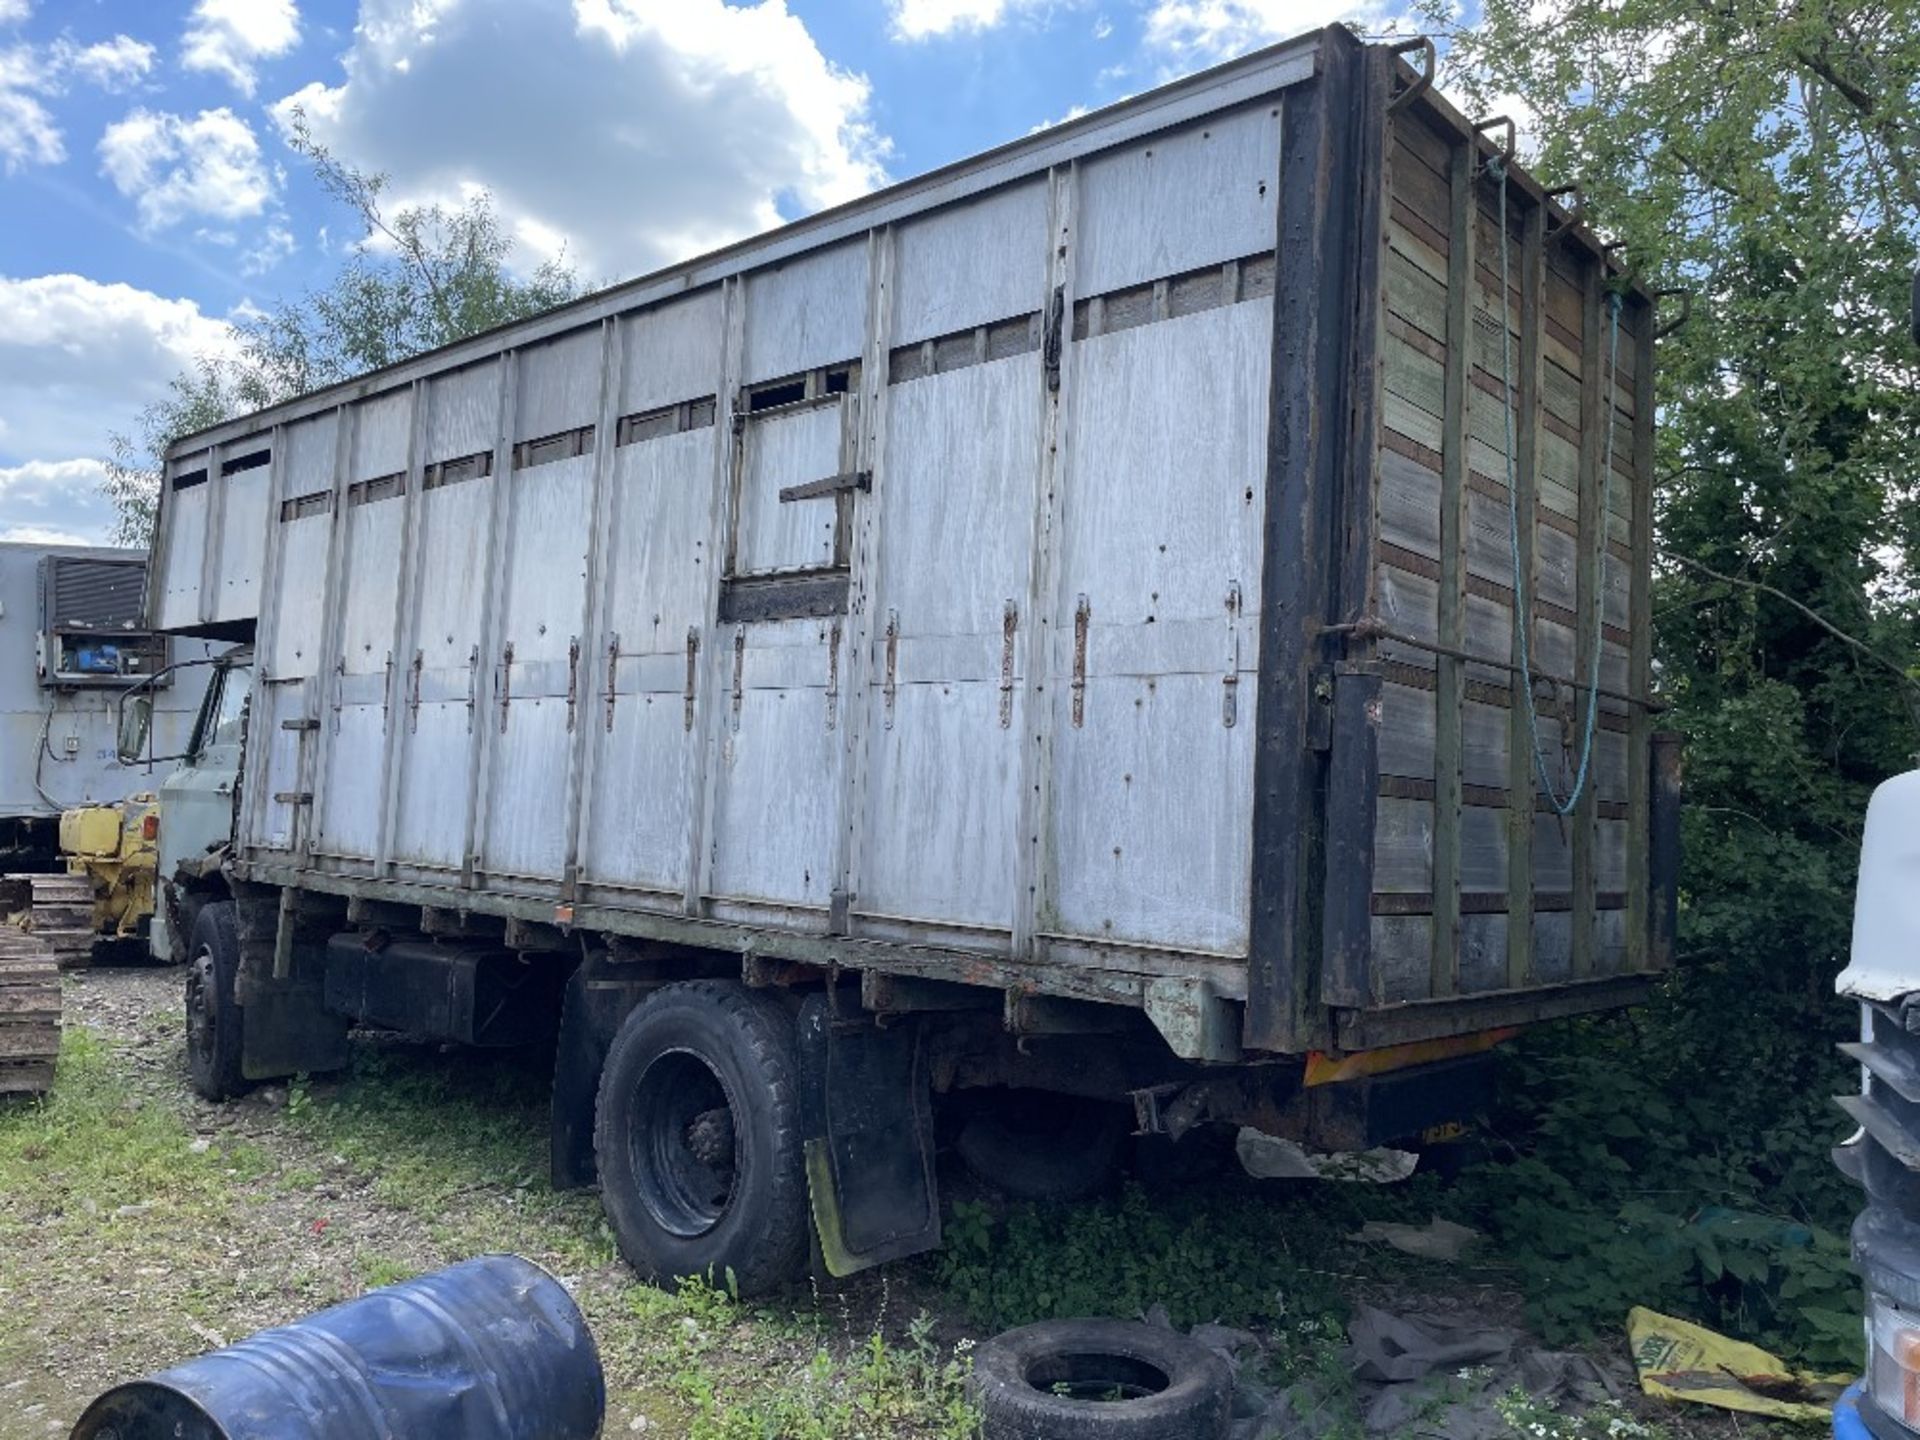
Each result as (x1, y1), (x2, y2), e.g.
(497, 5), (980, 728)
(1627, 298), (1656, 971)
(1571, 265), (1602, 979)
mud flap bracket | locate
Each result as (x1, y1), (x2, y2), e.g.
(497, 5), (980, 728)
(796, 993), (941, 1277)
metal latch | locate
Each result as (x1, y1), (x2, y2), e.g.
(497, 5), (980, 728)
(778, 470), (870, 503)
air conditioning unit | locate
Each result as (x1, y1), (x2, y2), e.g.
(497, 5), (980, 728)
(36, 553), (168, 688)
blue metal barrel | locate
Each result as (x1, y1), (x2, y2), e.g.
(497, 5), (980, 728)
(70, 1254), (604, 1440)
(1835, 1380), (1873, 1440)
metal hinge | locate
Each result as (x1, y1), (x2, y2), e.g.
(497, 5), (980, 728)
(1071, 594), (1090, 728)
(1307, 665), (1335, 752)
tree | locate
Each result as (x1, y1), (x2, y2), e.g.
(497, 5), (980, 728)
(105, 116), (579, 544)
(1417, 0), (1920, 1362)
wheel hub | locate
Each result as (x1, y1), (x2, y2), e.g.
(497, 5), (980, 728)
(185, 951), (216, 1063)
(629, 1050), (740, 1239)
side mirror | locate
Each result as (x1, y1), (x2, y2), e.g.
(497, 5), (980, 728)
(117, 691), (153, 766)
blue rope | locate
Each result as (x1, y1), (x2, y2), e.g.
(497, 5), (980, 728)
(1490, 158), (1620, 818)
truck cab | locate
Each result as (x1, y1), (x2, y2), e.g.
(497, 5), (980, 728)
(119, 648), (250, 963)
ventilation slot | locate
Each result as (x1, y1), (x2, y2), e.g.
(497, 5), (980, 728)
(279, 491), (331, 522)
(616, 396), (718, 447)
(423, 450), (494, 491)
(513, 424), (595, 471)
(347, 472), (406, 508)
(220, 447), (271, 477)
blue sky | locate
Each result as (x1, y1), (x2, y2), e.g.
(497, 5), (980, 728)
(0, 0), (1394, 544)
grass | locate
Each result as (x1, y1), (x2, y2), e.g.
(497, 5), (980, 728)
(0, 1021), (983, 1438)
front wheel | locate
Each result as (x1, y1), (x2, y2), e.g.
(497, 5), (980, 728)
(592, 981), (808, 1297)
(184, 900), (245, 1101)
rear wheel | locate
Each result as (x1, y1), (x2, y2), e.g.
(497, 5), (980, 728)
(184, 900), (245, 1101)
(593, 981), (808, 1296)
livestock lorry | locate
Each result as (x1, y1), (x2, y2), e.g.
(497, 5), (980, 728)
(122, 27), (1681, 1294)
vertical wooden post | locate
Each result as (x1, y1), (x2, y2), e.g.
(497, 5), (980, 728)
(1571, 266), (1603, 978)
(1627, 299), (1656, 970)
(1504, 201), (1544, 989)
(1431, 137), (1475, 1000)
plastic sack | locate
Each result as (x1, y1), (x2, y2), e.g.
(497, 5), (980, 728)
(1626, 1306), (1851, 1423)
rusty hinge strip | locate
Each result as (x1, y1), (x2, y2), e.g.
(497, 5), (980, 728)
(1042, 285), (1066, 393)
(882, 610), (898, 730)
(464, 644), (479, 733)
(683, 629), (699, 732)
(408, 650), (423, 734)
(1071, 594), (1090, 728)
(330, 657), (344, 735)
(1307, 665), (1335, 752)
(273, 791), (314, 806)
(280, 717), (319, 732)
(1223, 581), (1241, 729)
(999, 600), (1018, 729)
(730, 627), (745, 732)
(604, 633), (621, 732)
(825, 621), (841, 732)
(777, 470), (870, 503)
(498, 641), (514, 734)
(565, 636), (581, 733)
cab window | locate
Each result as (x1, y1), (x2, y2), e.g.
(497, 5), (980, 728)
(195, 665), (250, 756)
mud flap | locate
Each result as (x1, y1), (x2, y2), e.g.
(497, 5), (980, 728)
(549, 955), (670, 1189)
(796, 992), (941, 1277)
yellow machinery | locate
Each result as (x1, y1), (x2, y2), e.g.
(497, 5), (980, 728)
(58, 792), (159, 950)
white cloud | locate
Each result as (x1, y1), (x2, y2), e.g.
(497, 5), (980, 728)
(241, 223), (297, 275)
(0, 459), (115, 546)
(0, 49), (61, 171)
(0, 0), (29, 26)
(0, 274), (234, 473)
(1143, 0), (1397, 69)
(277, 0), (889, 280)
(889, 0), (1079, 39)
(182, 0), (300, 97)
(56, 35), (157, 91)
(0, 31), (161, 173)
(98, 107), (277, 231)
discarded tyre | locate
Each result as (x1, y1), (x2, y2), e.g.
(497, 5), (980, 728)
(969, 1317), (1233, 1439)
(68, 1253), (603, 1440)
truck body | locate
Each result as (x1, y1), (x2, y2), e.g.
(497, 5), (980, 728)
(138, 28), (1680, 1289)
(0, 542), (209, 865)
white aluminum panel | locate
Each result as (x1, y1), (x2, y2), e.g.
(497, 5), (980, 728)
(892, 182), (1048, 345)
(314, 702), (385, 858)
(619, 291), (724, 415)
(1045, 671), (1254, 953)
(268, 514), (329, 677)
(604, 432), (715, 643)
(158, 482), (208, 631)
(1044, 301), (1270, 955)
(249, 680), (308, 852)
(337, 496), (404, 675)
(516, 328), (602, 441)
(411, 481), (492, 672)
(582, 431), (713, 892)
(734, 403), (847, 575)
(281, 413), (338, 498)
(485, 702), (572, 879)
(351, 391), (410, 480)
(1074, 105), (1281, 297)
(856, 356), (1041, 927)
(392, 702), (473, 869)
(859, 680), (1023, 932)
(585, 695), (696, 894)
(427, 362), (499, 460)
(743, 243), (868, 381)
(482, 453), (592, 878)
(1056, 304), (1271, 626)
(213, 465), (269, 625)
(708, 620), (840, 908)
(874, 359), (1042, 638)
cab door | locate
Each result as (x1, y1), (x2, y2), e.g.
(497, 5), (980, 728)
(153, 659), (249, 959)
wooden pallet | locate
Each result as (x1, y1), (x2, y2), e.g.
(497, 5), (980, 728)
(0, 926), (59, 1096)
(3, 873), (94, 970)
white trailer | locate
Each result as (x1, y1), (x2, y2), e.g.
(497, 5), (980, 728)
(135, 28), (1680, 1293)
(0, 543), (210, 862)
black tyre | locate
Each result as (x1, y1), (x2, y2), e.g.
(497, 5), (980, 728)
(184, 900), (245, 1101)
(593, 980), (808, 1297)
(970, 1318), (1233, 1440)
(1130, 1123), (1236, 1193)
(956, 1090), (1129, 1202)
